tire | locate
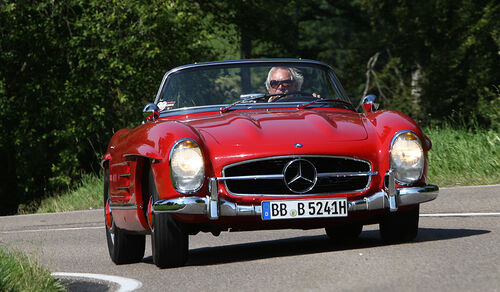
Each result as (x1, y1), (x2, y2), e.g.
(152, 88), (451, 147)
(325, 223), (363, 243)
(147, 167), (189, 268)
(104, 167), (146, 264)
(379, 205), (420, 243)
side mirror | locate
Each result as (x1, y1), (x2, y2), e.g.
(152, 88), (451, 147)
(143, 103), (160, 121)
(361, 94), (379, 112)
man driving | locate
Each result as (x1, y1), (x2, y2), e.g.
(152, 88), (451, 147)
(265, 67), (304, 102)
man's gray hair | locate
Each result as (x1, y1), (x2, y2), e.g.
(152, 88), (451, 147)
(265, 67), (304, 91)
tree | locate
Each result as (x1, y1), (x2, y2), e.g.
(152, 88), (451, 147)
(355, 0), (500, 124)
(198, 1), (299, 59)
(0, 0), (214, 214)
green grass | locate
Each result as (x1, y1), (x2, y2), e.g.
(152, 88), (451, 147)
(425, 125), (500, 186)
(0, 245), (65, 292)
(33, 173), (103, 214)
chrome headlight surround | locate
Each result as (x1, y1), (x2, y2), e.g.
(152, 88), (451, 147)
(169, 138), (205, 194)
(390, 130), (425, 185)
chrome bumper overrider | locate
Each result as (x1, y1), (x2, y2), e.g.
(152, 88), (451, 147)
(153, 177), (439, 220)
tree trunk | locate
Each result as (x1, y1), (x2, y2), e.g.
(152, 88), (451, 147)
(411, 63), (423, 111)
(240, 28), (252, 59)
(240, 28), (252, 93)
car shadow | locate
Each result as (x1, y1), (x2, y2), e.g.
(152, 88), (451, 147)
(414, 227), (490, 243)
(143, 228), (489, 267)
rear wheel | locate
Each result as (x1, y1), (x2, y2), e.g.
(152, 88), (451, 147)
(147, 167), (189, 268)
(325, 223), (363, 243)
(104, 167), (145, 264)
(379, 205), (420, 243)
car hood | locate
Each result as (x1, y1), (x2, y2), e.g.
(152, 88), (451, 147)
(183, 110), (368, 147)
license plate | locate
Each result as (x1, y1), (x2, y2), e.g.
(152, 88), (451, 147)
(261, 198), (348, 220)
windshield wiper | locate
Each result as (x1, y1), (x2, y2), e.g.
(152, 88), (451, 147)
(296, 98), (354, 110)
(220, 92), (298, 113)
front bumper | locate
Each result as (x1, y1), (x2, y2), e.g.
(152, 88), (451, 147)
(153, 177), (439, 220)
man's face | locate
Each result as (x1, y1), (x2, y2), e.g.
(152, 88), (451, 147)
(268, 68), (297, 94)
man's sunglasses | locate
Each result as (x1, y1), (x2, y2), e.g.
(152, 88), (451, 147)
(270, 79), (295, 89)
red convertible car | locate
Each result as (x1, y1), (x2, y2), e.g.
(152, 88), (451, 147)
(102, 59), (438, 268)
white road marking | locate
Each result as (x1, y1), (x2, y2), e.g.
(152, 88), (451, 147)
(439, 184), (500, 190)
(51, 272), (142, 292)
(4, 209), (103, 217)
(0, 226), (102, 234)
(421, 212), (500, 217)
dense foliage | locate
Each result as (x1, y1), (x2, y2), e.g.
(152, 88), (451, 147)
(1, 0), (498, 215)
(0, 1), (214, 214)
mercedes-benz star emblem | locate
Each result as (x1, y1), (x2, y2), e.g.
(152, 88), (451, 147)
(283, 159), (317, 193)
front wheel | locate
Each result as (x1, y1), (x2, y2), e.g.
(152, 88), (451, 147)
(379, 205), (420, 243)
(147, 167), (188, 268)
(105, 220), (146, 264)
(104, 167), (145, 264)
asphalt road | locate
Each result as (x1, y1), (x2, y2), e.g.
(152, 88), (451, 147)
(1, 185), (499, 291)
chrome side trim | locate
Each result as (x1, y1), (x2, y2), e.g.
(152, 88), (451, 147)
(110, 203), (137, 210)
(152, 185), (439, 216)
(110, 161), (130, 167)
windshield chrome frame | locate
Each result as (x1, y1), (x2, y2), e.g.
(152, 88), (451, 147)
(153, 58), (352, 111)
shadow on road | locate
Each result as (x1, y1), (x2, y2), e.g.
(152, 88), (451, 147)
(415, 227), (490, 243)
(58, 278), (109, 292)
(142, 227), (488, 267)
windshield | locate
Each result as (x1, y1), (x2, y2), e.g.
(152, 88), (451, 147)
(157, 62), (350, 111)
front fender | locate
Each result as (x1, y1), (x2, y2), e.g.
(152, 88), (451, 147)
(364, 110), (429, 187)
(123, 120), (209, 201)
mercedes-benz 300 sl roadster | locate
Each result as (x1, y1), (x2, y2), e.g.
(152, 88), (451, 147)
(102, 59), (438, 268)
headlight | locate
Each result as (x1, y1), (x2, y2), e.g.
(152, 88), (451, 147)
(170, 139), (205, 194)
(390, 131), (424, 184)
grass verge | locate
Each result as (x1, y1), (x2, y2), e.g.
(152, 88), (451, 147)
(0, 245), (65, 292)
(425, 125), (500, 186)
(33, 173), (103, 214)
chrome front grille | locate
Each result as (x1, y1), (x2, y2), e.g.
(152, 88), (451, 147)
(221, 155), (375, 196)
